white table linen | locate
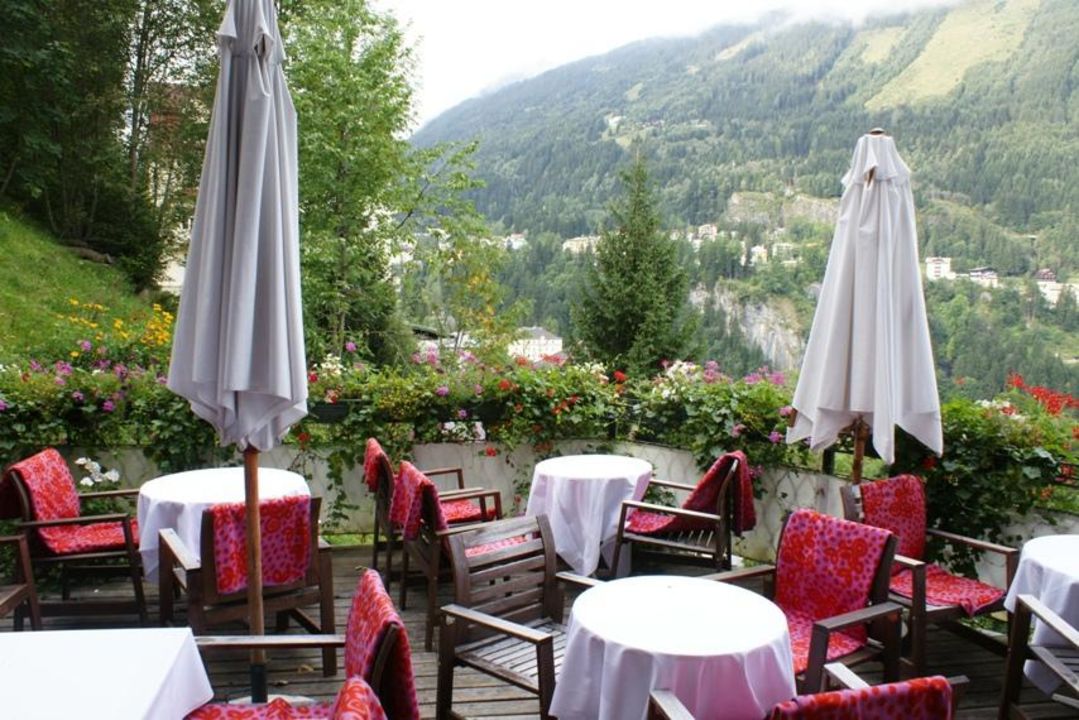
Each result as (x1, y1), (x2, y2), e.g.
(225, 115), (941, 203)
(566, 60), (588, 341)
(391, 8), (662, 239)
(0, 627), (212, 719)
(525, 454), (652, 575)
(550, 575), (796, 720)
(1003, 534), (1079, 693)
(138, 467), (310, 581)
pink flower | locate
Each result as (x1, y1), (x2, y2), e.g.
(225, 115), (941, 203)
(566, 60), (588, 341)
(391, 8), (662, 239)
(457, 409), (469, 419)
(769, 371), (786, 386)
(730, 423), (745, 438)
(102, 400), (115, 412)
(768, 430), (783, 444)
(435, 385), (450, 397)
(410, 352), (422, 364)
(0, 400), (7, 412)
(778, 405), (793, 417)
(308, 371), (319, 383)
(55, 376), (66, 387)
(473, 384), (484, 395)
(72, 391), (84, 402)
(79, 340), (92, 352)
(344, 341), (357, 353)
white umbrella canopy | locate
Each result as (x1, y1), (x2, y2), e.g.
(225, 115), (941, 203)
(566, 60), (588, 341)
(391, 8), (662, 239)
(787, 131), (942, 473)
(167, 0), (305, 700)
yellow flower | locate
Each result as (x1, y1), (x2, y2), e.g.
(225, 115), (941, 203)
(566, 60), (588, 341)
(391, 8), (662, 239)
(113, 319), (124, 329)
(70, 351), (80, 358)
(69, 298), (79, 306)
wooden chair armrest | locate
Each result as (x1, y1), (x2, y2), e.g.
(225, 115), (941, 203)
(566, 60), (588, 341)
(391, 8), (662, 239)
(823, 662), (870, 689)
(160, 528), (200, 572)
(648, 690), (695, 720)
(703, 565), (776, 583)
(439, 487), (502, 503)
(645, 478), (697, 493)
(927, 528), (1017, 557)
(440, 603), (552, 644)
(1019, 594), (1079, 647)
(620, 499), (719, 524)
(19, 513), (131, 528)
(434, 521), (492, 539)
(894, 554), (925, 570)
(79, 488), (140, 500)
(814, 601), (903, 634)
(0, 535), (28, 547)
(556, 571), (602, 590)
(196, 634), (346, 651)
(422, 467), (465, 489)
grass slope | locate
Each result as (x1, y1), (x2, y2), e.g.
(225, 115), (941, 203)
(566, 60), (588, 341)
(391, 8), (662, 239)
(0, 208), (148, 362)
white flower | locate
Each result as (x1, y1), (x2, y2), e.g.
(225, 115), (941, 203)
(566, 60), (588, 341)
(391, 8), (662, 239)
(104, 469), (120, 483)
(79, 477), (94, 487)
(75, 457), (90, 466)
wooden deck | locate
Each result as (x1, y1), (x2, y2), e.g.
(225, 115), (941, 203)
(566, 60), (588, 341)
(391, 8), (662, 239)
(8, 545), (1076, 719)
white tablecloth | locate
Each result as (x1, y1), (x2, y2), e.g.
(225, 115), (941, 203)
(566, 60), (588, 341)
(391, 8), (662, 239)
(550, 576), (796, 720)
(525, 454), (652, 575)
(0, 627), (212, 719)
(1003, 534), (1079, 693)
(138, 467), (310, 581)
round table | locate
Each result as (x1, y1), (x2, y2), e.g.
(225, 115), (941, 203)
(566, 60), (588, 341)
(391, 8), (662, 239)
(525, 454), (652, 576)
(1003, 534), (1079, 693)
(137, 467), (310, 581)
(550, 575), (796, 720)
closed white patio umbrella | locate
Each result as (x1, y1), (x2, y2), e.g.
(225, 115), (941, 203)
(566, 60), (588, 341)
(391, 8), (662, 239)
(787, 130), (942, 481)
(167, 0), (306, 700)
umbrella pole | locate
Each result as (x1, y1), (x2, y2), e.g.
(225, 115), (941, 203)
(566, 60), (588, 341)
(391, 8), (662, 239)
(851, 418), (869, 485)
(244, 445), (268, 702)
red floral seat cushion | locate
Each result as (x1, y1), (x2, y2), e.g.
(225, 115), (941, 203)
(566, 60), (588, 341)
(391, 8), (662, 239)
(210, 496), (311, 596)
(774, 509), (892, 670)
(625, 451), (755, 535)
(859, 474), (926, 562)
(465, 534), (530, 558)
(440, 498), (498, 524)
(344, 570), (419, 720)
(186, 678), (386, 720)
(890, 564), (1004, 616)
(768, 675), (953, 719)
(784, 609), (867, 675)
(363, 439), (392, 495)
(394, 462), (448, 540)
(6, 448), (138, 554)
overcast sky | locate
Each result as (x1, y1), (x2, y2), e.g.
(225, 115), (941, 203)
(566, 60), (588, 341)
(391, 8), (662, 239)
(374, 0), (960, 130)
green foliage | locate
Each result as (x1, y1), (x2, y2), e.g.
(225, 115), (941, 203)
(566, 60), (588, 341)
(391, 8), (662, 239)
(573, 157), (698, 375)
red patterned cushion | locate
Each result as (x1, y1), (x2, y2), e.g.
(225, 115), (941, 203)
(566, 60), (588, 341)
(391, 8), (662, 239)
(860, 475), (926, 562)
(395, 462), (449, 540)
(210, 496), (311, 596)
(6, 448), (137, 554)
(465, 535), (529, 558)
(187, 697), (301, 719)
(890, 563), (1004, 616)
(768, 675), (953, 719)
(363, 439), (392, 495)
(625, 451), (755, 535)
(785, 608), (867, 675)
(344, 570), (419, 720)
(775, 509), (891, 650)
(440, 498), (497, 524)
(328, 678), (388, 720)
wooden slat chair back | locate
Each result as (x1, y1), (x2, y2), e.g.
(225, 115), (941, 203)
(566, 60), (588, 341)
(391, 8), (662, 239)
(159, 495), (336, 675)
(706, 508), (902, 693)
(649, 663), (967, 720)
(999, 593), (1079, 719)
(1, 448), (147, 623)
(437, 514), (596, 720)
(610, 451), (751, 574)
(0, 535), (42, 630)
(841, 474), (1016, 674)
(394, 460), (503, 650)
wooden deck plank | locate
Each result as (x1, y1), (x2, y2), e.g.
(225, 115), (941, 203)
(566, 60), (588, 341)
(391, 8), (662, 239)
(6, 545), (1076, 718)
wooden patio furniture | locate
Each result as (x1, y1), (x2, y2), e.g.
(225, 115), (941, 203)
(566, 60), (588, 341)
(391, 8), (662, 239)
(159, 495), (336, 676)
(649, 662), (967, 719)
(0, 447), (147, 622)
(364, 437), (502, 594)
(706, 507), (902, 692)
(190, 568), (418, 719)
(394, 460), (504, 650)
(841, 474), (1016, 674)
(999, 593), (1079, 719)
(609, 450), (752, 574)
(0, 534), (42, 630)
(436, 514), (599, 720)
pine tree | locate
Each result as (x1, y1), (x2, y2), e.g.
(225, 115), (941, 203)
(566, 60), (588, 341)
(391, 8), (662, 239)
(572, 156), (697, 375)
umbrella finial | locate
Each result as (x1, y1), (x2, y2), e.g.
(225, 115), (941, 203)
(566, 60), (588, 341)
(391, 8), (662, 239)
(868, 127), (886, 135)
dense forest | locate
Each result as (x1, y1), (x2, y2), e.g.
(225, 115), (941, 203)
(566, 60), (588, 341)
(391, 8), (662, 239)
(413, 0), (1079, 395)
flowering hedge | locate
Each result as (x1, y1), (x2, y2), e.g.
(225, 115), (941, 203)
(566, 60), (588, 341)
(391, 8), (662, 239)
(1, 318), (1075, 546)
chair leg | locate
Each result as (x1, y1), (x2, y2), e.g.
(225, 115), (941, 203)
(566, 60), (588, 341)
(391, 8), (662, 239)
(609, 539), (624, 580)
(426, 563), (438, 651)
(276, 610), (290, 632)
(371, 513), (381, 575)
(436, 618), (456, 720)
(536, 641), (557, 720)
(319, 551), (337, 676)
(999, 604), (1033, 720)
(385, 528), (396, 595)
(399, 547), (410, 610)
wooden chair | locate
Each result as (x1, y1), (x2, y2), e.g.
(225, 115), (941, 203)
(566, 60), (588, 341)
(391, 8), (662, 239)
(0, 535), (42, 630)
(649, 662), (967, 719)
(394, 460), (504, 651)
(999, 593), (1079, 719)
(609, 450), (752, 574)
(0, 448), (147, 622)
(436, 514), (599, 720)
(159, 495), (336, 676)
(190, 568), (418, 720)
(706, 508), (902, 692)
(841, 474), (1017, 674)
(364, 437), (502, 594)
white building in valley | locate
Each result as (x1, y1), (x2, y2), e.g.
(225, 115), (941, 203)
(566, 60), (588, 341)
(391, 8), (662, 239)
(508, 326), (563, 361)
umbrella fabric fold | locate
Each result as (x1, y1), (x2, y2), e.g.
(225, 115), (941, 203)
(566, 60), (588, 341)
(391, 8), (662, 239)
(787, 133), (942, 465)
(168, 0), (306, 452)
